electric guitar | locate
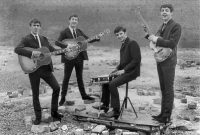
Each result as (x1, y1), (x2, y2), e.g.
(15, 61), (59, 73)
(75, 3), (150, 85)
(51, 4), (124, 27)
(61, 29), (110, 60)
(135, 7), (172, 62)
(18, 46), (75, 74)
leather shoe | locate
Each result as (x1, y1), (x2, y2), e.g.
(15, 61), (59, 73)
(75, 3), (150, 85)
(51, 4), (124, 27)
(92, 105), (109, 113)
(82, 95), (95, 100)
(59, 97), (66, 106)
(33, 118), (41, 125)
(51, 111), (64, 119)
(100, 109), (120, 119)
(154, 116), (171, 124)
(152, 113), (162, 120)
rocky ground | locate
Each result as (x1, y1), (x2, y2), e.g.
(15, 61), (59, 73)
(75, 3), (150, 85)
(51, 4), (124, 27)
(0, 45), (199, 135)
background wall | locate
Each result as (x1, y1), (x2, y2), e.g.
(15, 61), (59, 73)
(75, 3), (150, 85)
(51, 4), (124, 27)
(0, 0), (199, 48)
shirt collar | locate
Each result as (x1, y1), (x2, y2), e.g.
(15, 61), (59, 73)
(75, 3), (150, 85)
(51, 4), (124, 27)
(31, 32), (39, 37)
(69, 26), (76, 32)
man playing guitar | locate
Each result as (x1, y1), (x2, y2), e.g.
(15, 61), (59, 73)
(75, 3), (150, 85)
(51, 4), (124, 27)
(55, 14), (101, 106)
(145, 4), (182, 123)
(14, 18), (65, 125)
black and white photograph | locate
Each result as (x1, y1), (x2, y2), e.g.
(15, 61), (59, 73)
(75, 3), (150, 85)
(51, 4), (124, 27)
(0, 0), (199, 134)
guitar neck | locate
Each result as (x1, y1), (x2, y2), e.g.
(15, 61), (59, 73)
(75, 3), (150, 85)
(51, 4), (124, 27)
(48, 49), (66, 56)
(85, 36), (97, 43)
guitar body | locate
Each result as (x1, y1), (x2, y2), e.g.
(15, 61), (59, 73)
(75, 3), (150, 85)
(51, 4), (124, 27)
(154, 47), (172, 62)
(62, 36), (87, 60)
(18, 47), (52, 74)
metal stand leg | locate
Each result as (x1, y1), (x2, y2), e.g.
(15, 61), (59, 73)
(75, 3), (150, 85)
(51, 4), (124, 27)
(120, 83), (138, 118)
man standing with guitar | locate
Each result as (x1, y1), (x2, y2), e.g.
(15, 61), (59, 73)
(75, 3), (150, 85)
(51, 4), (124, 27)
(55, 14), (101, 106)
(14, 18), (64, 125)
(144, 4), (182, 123)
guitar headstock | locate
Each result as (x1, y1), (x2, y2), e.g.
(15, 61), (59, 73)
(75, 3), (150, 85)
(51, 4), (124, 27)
(134, 6), (151, 34)
(98, 29), (110, 37)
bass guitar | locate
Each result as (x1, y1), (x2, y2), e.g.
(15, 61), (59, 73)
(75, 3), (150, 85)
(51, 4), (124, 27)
(135, 7), (172, 62)
(61, 29), (110, 60)
(18, 46), (74, 74)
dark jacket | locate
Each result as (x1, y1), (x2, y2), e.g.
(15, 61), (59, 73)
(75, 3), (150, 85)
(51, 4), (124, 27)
(117, 37), (141, 78)
(156, 19), (181, 65)
(55, 27), (99, 63)
(14, 34), (56, 72)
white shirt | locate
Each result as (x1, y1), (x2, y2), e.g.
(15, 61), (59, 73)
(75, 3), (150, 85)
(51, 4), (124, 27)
(31, 33), (42, 48)
(69, 26), (77, 39)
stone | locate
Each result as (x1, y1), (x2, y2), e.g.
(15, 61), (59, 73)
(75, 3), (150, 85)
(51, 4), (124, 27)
(75, 105), (86, 112)
(188, 102), (197, 109)
(183, 116), (190, 121)
(175, 94), (186, 99)
(61, 125), (68, 131)
(137, 90), (145, 96)
(31, 125), (50, 133)
(65, 100), (75, 106)
(74, 128), (84, 135)
(49, 122), (58, 132)
(193, 116), (200, 122)
(115, 129), (123, 135)
(102, 130), (109, 135)
(8, 92), (18, 98)
(58, 106), (66, 112)
(181, 98), (187, 104)
(138, 106), (145, 111)
(91, 125), (106, 133)
(122, 132), (139, 135)
(86, 111), (98, 117)
(24, 116), (32, 127)
(42, 112), (51, 122)
(153, 98), (161, 105)
(84, 100), (95, 104)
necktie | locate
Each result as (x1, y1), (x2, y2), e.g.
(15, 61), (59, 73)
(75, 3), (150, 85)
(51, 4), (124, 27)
(72, 29), (77, 39)
(35, 35), (42, 48)
(161, 23), (167, 32)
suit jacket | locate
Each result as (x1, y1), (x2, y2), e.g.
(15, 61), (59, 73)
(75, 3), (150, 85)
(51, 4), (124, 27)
(116, 37), (141, 79)
(14, 34), (56, 72)
(156, 19), (182, 65)
(55, 27), (99, 63)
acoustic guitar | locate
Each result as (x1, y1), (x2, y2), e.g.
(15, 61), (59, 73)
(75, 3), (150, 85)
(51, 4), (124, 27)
(61, 29), (110, 60)
(135, 7), (172, 62)
(18, 46), (74, 74)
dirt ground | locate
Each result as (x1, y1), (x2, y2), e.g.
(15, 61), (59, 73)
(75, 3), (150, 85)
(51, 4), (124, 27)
(0, 45), (199, 135)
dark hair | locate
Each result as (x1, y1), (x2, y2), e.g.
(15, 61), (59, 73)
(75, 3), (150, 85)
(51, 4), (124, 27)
(160, 4), (174, 12)
(114, 26), (126, 34)
(69, 14), (79, 20)
(29, 18), (41, 26)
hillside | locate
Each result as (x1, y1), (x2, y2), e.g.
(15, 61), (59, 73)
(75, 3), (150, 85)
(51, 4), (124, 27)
(0, 0), (199, 48)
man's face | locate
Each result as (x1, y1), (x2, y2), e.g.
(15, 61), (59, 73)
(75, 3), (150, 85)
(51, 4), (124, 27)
(115, 31), (127, 42)
(30, 23), (41, 35)
(160, 7), (173, 22)
(69, 17), (78, 28)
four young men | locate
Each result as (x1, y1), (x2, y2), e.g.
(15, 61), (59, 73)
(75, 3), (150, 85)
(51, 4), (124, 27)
(15, 3), (181, 125)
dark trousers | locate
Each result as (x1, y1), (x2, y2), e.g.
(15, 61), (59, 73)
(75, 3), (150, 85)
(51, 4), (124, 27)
(101, 73), (136, 109)
(61, 58), (87, 98)
(29, 66), (60, 119)
(157, 63), (176, 117)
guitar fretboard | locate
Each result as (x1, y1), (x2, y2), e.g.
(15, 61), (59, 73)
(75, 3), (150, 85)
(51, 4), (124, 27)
(48, 49), (67, 56)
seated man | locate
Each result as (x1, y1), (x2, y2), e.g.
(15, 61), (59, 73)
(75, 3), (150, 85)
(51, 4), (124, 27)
(93, 26), (141, 119)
